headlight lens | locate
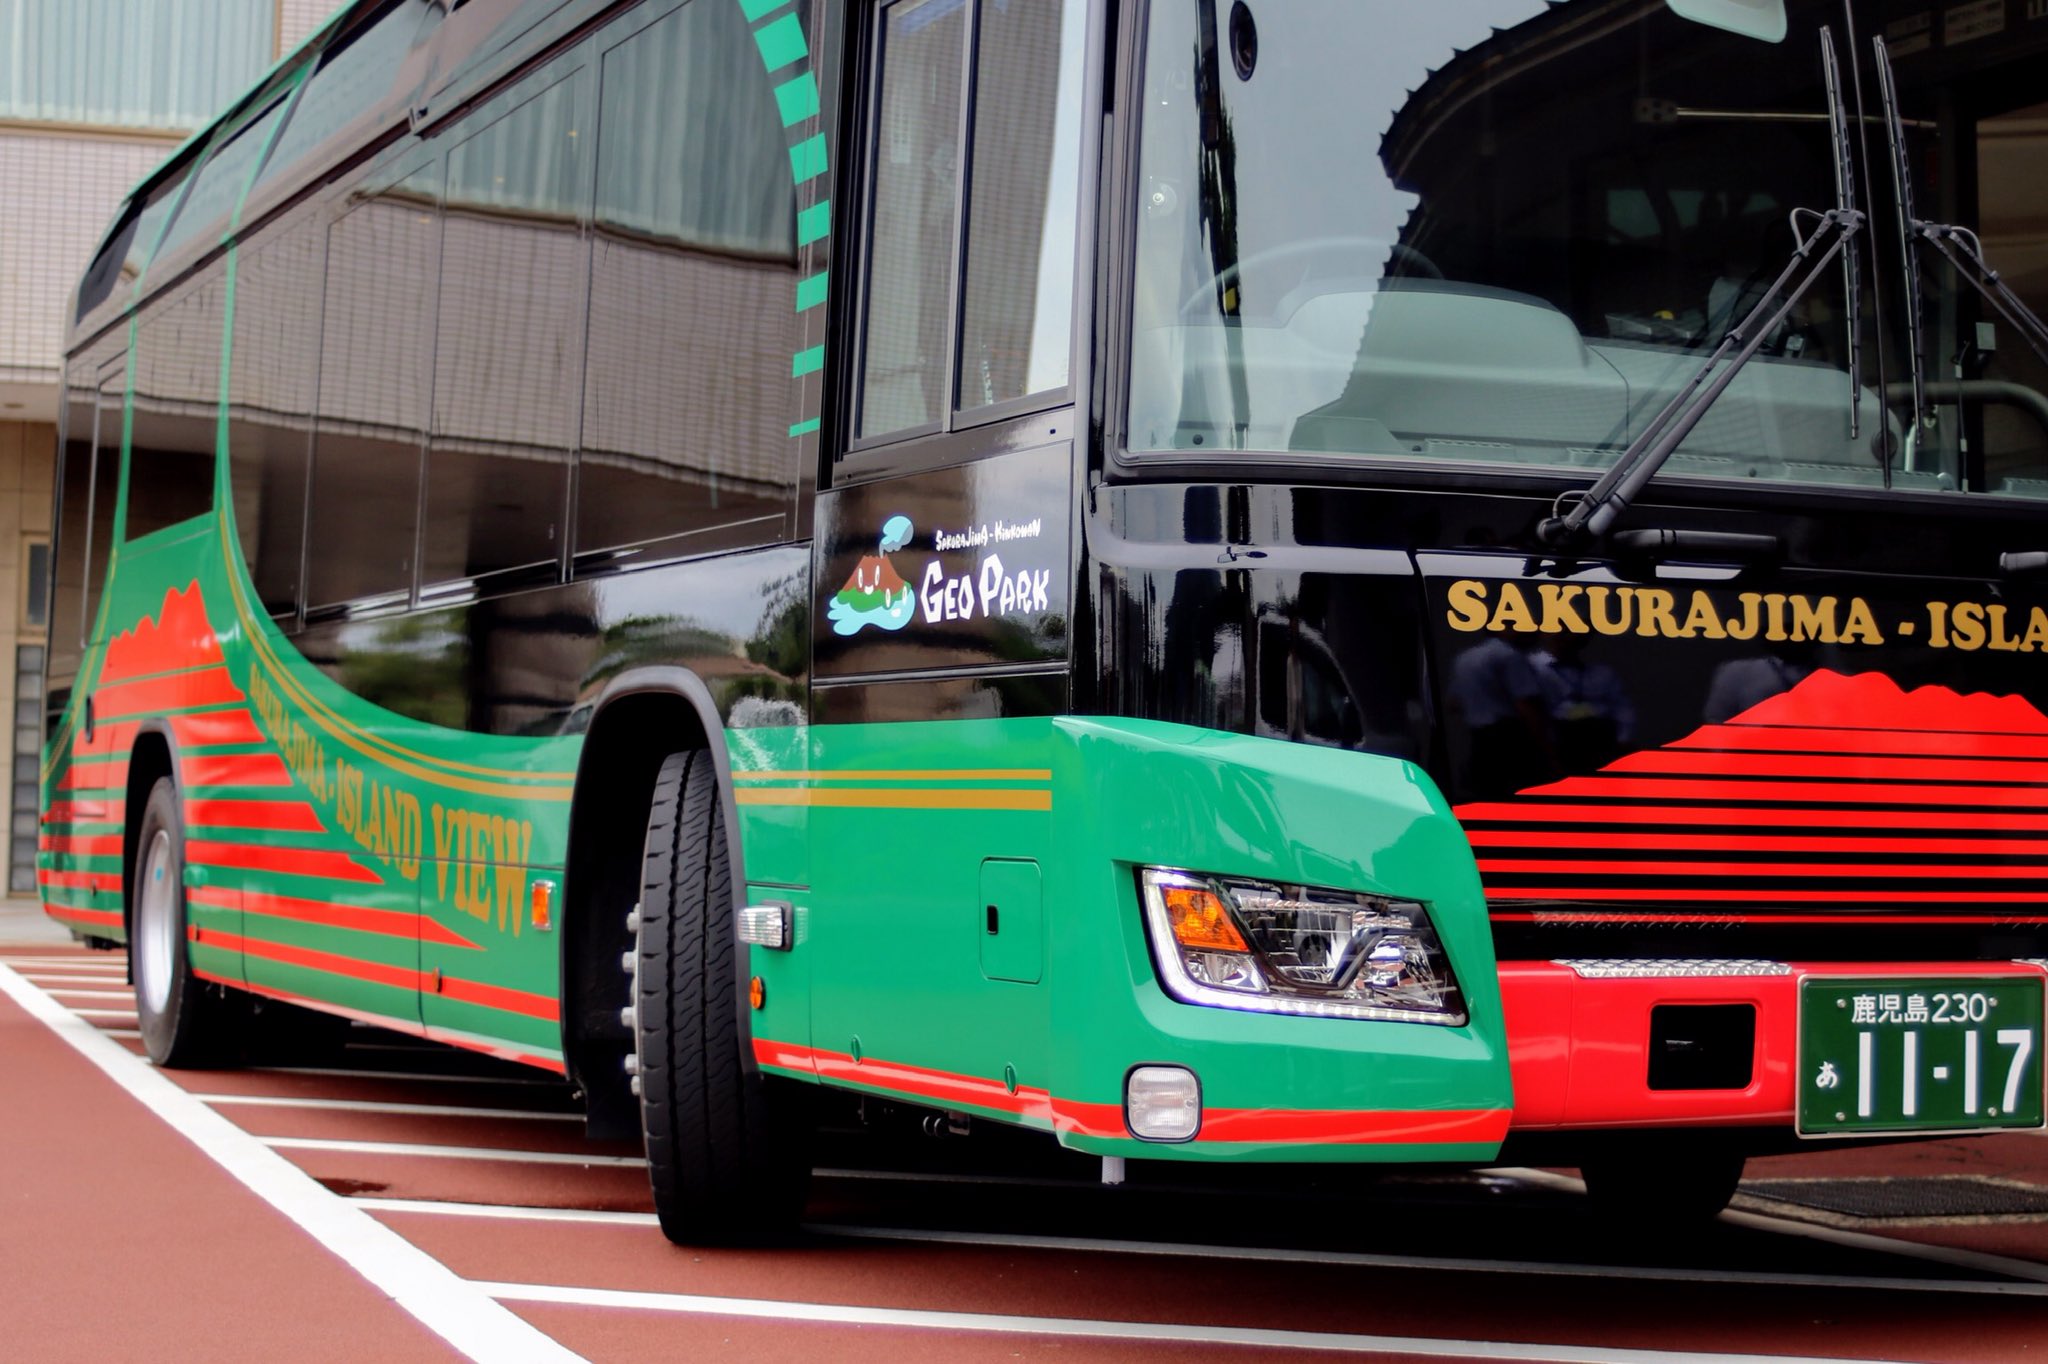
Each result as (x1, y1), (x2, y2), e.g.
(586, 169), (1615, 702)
(1138, 867), (1467, 1025)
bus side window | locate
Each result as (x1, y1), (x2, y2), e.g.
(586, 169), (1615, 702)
(422, 64), (587, 591)
(573, 0), (800, 572)
(127, 276), (225, 541)
(306, 161), (442, 610)
(228, 217), (324, 624)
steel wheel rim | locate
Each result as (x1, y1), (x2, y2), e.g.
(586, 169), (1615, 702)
(134, 829), (175, 1015)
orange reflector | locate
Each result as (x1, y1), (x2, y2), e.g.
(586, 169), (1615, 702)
(531, 879), (555, 931)
(1162, 885), (1247, 952)
(749, 976), (766, 1010)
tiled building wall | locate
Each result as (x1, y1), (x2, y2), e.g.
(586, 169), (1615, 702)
(0, 132), (172, 386)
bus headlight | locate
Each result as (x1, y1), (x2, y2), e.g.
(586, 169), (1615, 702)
(1137, 867), (1467, 1025)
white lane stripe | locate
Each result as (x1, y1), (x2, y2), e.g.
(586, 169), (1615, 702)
(817, 1223), (2048, 1299)
(476, 1279), (1886, 1363)
(249, 1064), (563, 1087)
(1490, 1167), (2048, 1287)
(101, 1029), (141, 1040)
(195, 1094), (581, 1122)
(263, 1136), (645, 1168)
(71, 1008), (137, 1020)
(355, 1197), (658, 1228)
(0, 964), (585, 1364)
(42, 988), (135, 1001)
(0, 957), (125, 968)
(18, 971), (128, 983)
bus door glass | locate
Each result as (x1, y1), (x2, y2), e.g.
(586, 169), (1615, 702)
(806, 0), (1090, 1090)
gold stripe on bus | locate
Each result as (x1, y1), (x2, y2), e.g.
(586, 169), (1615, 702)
(732, 768), (1053, 783)
(218, 527), (577, 798)
(735, 787), (1052, 811)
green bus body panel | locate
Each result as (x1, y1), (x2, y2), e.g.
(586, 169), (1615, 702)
(748, 715), (1514, 1162)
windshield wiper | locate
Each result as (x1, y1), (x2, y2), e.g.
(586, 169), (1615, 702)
(1874, 37), (2048, 413)
(1540, 29), (1867, 548)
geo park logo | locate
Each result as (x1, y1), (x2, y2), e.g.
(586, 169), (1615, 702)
(827, 515), (917, 636)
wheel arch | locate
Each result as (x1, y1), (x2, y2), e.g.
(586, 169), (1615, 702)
(559, 667), (753, 1115)
(120, 720), (181, 948)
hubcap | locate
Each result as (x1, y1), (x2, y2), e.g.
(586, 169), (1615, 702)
(134, 829), (176, 1015)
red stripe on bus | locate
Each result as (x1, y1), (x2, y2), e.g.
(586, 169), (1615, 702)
(93, 666), (244, 721)
(187, 970), (566, 1075)
(203, 930), (417, 993)
(168, 710), (265, 747)
(58, 760), (127, 791)
(43, 800), (123, 825)
(191, 885), (480, 949)
(431, 974), (559, 1022)
(1196, 1105), (1511, 1146)
(1519, 774), (2048, 807)
(756, 1041), (1513, 1147)
(1673, 723), (2048, 760)
(185, 838), (380, 885)
(1455, 801), (2048, 830)
(1466, 828), (2048, 856)
(1484, 885), (2048, 904)
(37, 868), (121, 892)
(38, 834), (123, 857)
(185, 799), (325, 833)
(1608, 748), (2048, 785)
(44, 904), (122, 929)
(181, 753), (292, 788)
(1475, 857), (2048, 880)
(1492, 909), (2048, 924)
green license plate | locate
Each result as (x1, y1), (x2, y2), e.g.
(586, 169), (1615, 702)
(1798, 976), (2045, 1136)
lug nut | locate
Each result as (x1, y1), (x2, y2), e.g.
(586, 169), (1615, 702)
(620, 950), (635, 973)
(623, 1053), (639, 1075)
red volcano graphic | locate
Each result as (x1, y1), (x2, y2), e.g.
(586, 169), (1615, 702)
(101, 582), (225, 683)
(1454, 669), (2048, 923)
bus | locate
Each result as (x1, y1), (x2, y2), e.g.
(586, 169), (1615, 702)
(43, 0), (2048, 1245)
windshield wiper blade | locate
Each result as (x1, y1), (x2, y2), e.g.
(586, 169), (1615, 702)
(1540, 28), (1867, 549)
(1873, 35), (1928, 434)
(1872, 37), (2048, 374)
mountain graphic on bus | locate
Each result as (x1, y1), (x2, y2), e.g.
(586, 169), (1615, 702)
(827, 514), (918, 636)
(1455, 668), (2048, 919)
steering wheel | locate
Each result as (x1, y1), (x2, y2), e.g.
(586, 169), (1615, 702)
(1179, 235), (1444, 323)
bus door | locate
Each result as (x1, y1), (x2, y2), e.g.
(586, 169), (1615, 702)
(804, 0), (1090, 1108)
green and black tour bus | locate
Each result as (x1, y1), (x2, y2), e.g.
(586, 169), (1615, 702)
(43, 0), (2048, 1242)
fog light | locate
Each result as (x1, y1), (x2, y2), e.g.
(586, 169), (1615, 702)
(1125, 1065), (1201, 1142)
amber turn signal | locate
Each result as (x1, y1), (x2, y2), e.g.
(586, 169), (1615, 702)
(530, 878), (556, 932)
(748, 976), (766, 1010)
(1161, 884), (1248, 952)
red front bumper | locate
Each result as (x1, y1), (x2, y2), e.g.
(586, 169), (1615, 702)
(1499, 958), (2048, 1130)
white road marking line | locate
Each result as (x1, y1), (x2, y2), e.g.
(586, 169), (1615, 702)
(0, 963), (585, 1364)
(817, 1222), (2048, 1299)
(18, 971), (129, 983)
(476, 1279), (1888, 1362)
(355, 1197), (658, 1227)
(42, 988), (136, 1001)
(249, 1064), (564, 1087)
(70, 1008), (137, 1020)
(101, 1029), (141, 1040)
(0, 957), (125, 969)
(262, 1136), (646, 1167)
(1489, 1167), (2048, 1287)
(194, 1094), (581, 1122)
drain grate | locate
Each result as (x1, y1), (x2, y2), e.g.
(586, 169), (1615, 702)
(1742, 1176), (2048, 1219)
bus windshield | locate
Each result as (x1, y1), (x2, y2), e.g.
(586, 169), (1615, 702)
(1127, 0), (2048, 498)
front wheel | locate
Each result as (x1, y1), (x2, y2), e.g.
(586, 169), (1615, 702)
(634, 749), (808, 1245)
(132, 778), (240, 1067)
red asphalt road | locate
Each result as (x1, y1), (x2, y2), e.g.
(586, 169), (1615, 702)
(6, 942), (2048, 1363)
(0, 952), (459, 1363)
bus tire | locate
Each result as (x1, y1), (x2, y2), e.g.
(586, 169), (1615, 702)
(1580, 1140), (1745, 1224)
(131, 777), (240, 1067)
(635, 749), (806, 1245)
